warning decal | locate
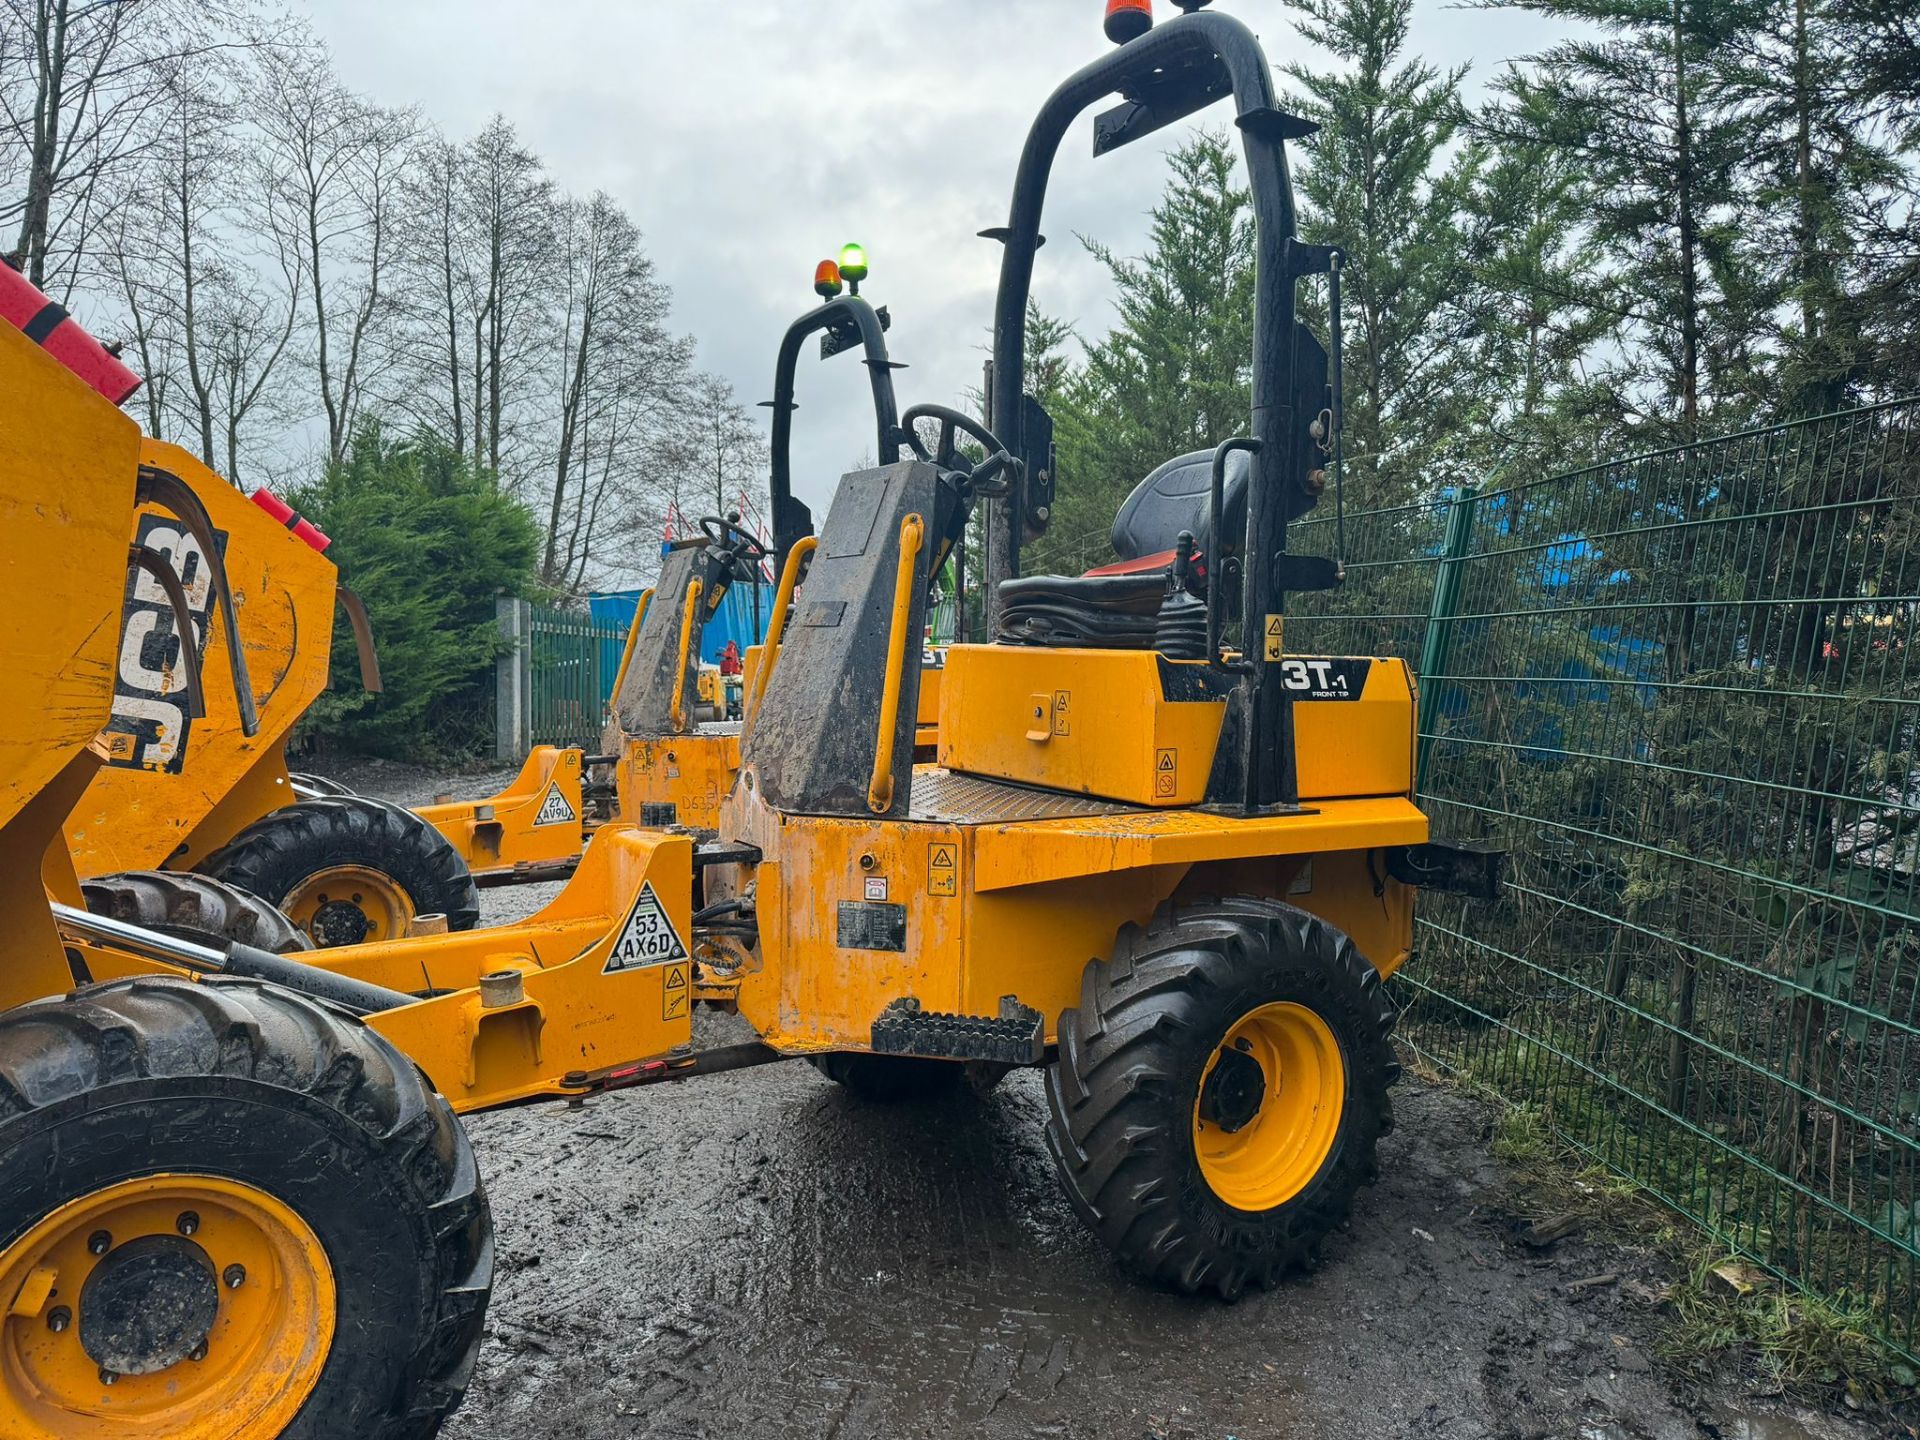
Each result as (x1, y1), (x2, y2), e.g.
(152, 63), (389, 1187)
(1263, 614), (1285, 662)
(928, 841), (957, 897)
(661, 961), (689, 1021)
(534, 784), (578, 827)
(1155, 748), (1178, 798)
(602, 882), (691, 973)
(1052, 689), (1071, 736)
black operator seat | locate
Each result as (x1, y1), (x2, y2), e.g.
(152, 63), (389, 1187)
(996, 447), (1251, 649)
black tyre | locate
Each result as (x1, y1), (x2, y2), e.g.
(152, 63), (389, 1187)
(1045, 896), (1399, 1298)
(810, 1053), (1008, 1101)
(200, 796), (480, 946)
(0, 976), (492, 1438)
(81, 868), (312, 954)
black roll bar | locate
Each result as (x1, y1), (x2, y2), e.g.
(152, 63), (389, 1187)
(764, 295), (905, 574)
(983, 9), (1323, 812)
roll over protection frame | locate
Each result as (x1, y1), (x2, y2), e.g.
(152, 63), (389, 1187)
(981, 8), (1333, 812)
(764, 294), (907, 577)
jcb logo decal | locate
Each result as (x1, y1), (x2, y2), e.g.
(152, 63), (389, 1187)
(105, 514), (227, 773)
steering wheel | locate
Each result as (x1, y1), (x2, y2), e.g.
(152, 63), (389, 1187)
(698, 513), (769, 578)
(898, 403), (1020, 497)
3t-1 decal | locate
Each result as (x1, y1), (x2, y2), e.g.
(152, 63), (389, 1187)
(1278, 657), (1372, 701)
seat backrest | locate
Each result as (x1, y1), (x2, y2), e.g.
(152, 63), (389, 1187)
(1108, 447), (1252, 561)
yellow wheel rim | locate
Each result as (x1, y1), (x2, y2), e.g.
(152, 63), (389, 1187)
(0, 1174), (335, 1439)
(1193, 1002), (1346, 1212)
(282, 864), (414, 946)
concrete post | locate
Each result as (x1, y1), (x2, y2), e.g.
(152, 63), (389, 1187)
(495, 596), (532, 762)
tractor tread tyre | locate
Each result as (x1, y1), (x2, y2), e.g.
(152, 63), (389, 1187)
(810, 1053), (1007, 1101)
(81, 868), (312, 953)
(1044, 895), (1399, 1300)
(0, 976), (492, 1439)
(200, 795), (480, 938)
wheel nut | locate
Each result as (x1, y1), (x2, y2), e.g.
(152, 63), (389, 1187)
(87, 1230), (111, 1256)
(224, 1264), (246, 1289)
(189, 1340), (208, 1362)
(46, 1306), (70, 1333)
(176, 1210), (200, 1236)
(99, 1368), (116, 1386)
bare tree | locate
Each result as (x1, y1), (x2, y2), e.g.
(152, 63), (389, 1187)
(542, 191), (687, 587)
(666, 370), (768, 525)
(0, 0), (270, 291)
(459, 116), (552, 484)
(97, 189), (177, 438)
(252, 41), (417, 465)
(397, 136), (472, 453)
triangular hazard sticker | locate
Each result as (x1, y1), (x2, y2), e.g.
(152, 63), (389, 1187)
(602, 882), (691, 973)
(534, 784), (578, 827)
(665, 965), (688, 990)
(1266, 615), (1284, 636)
(1157, 751), (1176, 771)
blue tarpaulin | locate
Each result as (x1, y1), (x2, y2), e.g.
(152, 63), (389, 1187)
(587, 575), (775, 706)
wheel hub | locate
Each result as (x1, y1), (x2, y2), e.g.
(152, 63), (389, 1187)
(284, 864), (415, 946)
(308, 896), (373, 947)
(1198, 1044), (1266, 1133)
(1192, 1002), (1348, 1212)
(0, 1173), (338, 1435)
(77, 1234), (218, 1376)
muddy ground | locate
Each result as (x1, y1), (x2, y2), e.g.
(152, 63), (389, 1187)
(344, 760), (1893, 1440)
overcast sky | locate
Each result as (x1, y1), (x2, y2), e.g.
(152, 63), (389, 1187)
(308, 0), (1564, 532)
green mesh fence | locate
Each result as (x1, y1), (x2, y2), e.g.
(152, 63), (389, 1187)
(1290, 398), (1920, 1356)
(529, 603), (625, 750)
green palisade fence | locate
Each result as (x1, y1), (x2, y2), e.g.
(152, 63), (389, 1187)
(528, 603), (627, 750)
(1291, 398), (1920, 1357)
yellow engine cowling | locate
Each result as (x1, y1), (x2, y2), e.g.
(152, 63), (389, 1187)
(934, 645), (1416, 807)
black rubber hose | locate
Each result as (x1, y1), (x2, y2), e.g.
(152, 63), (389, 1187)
(219, 943), (415, 1014)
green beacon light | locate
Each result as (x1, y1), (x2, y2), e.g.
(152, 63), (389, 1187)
(838, 241), (869, 294)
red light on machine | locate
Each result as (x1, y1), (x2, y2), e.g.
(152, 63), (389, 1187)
(250, 488), (332, 553)
(1104, 0), (1153, 43)
(0, 260), (141, 405)
(814, 259), (843, 299)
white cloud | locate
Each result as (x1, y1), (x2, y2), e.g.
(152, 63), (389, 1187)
(306, 0), (1565, 522)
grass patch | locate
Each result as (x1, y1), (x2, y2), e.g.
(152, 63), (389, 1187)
(1663, 1252), (1914, 1405)
(1422, 1061), (1918, 1407)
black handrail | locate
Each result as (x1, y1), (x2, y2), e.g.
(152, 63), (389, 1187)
(765, 295), (903, 575)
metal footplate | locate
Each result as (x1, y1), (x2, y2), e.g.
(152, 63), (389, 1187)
(871, 996), (1044, 1065)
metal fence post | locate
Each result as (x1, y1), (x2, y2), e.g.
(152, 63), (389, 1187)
(495, 596), (531, 762)
(1414, 484), (1477, 792)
